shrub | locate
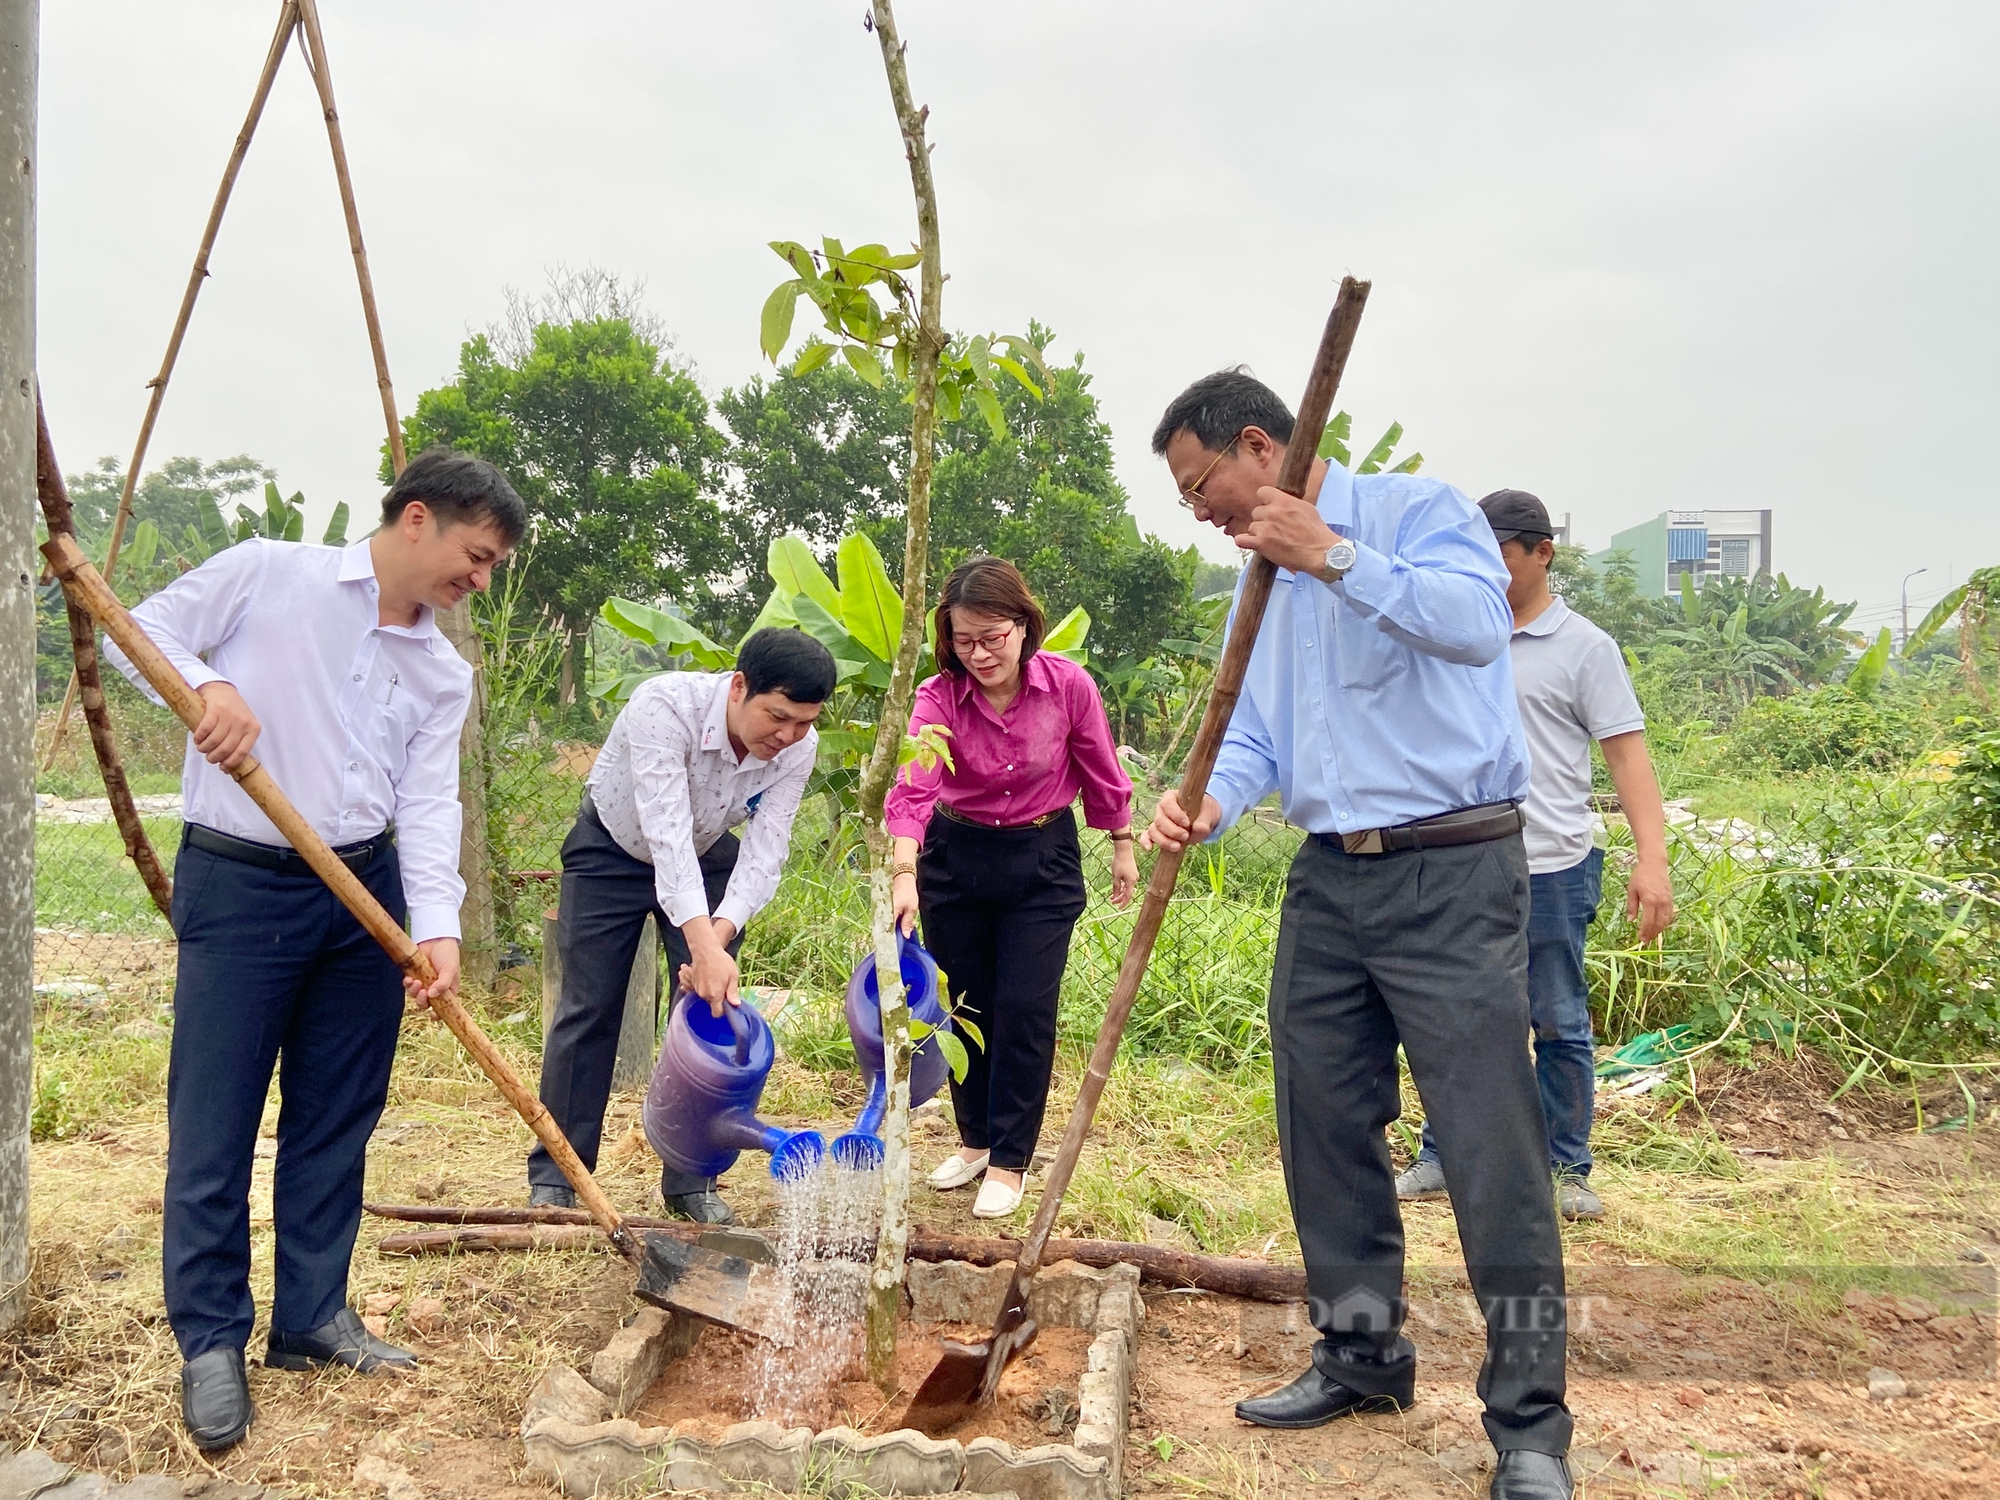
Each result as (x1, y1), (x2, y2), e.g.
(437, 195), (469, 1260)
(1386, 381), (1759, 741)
(1728, 686), (1922, 773)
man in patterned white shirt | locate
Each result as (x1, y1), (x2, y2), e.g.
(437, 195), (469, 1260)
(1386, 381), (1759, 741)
(528, 628), (836, 1222)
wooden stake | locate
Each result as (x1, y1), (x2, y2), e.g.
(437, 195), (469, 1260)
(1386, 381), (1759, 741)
(34, 400), (173, 919)
(40, 534), (637, 1264)
(42, 0), (302, 770)
(295, 0), (406, 474)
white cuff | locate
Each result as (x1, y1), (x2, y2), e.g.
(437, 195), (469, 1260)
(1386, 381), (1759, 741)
(408, 903), (462, 945)
(661, 884), (711, 930)
(1327, 540), (1393, 609)
(713, 894), (756, 935)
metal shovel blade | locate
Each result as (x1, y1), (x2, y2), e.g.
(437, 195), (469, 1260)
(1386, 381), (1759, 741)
(902, 1315), (1037, 1435)
(633, 1231), (794, 1347)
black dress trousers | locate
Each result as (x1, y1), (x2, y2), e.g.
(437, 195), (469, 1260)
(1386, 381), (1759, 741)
(1270, 830), (1571, 1455)
(917, 807), (1088, 1171)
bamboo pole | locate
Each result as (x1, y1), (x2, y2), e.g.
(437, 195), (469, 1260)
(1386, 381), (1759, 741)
(40, 534), (638, 1264)
(41, 0), (301, 769)
(294, 0), (405, 474)
(34, 399), (173, 918)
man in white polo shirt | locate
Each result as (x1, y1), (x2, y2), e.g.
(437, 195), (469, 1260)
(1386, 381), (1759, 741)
(1397, 490), (1676, 1220)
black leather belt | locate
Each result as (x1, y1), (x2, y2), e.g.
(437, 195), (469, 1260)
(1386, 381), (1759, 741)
(185, 822), (394, 875)
(1322, 801), (1523, 856)
(936, 801), (1066, 832)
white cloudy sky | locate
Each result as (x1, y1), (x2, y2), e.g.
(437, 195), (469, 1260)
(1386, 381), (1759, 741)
(38, 1), (2000, 633)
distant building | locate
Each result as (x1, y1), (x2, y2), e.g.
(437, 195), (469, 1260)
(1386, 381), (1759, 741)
(1588, 509), (1772, 598)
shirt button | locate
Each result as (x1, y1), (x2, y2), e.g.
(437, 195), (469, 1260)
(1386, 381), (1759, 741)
(1338, 812), (1351, 821)
(349, 762), (361, 771)
(352, 673), (362, 681)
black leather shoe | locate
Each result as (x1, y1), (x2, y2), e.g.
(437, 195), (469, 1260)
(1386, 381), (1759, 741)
(1490, 1450), (1573, 1500)
(1233, 1367), (1411, 1429)
(528, 1183), (576, 1210)
(267, 1307), (418, 1374)
(663, 1189), (735, 1225)
(181, 1346), (253, 1452)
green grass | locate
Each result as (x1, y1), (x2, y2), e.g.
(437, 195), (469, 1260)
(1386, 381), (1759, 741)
(34, 817), (181, 935)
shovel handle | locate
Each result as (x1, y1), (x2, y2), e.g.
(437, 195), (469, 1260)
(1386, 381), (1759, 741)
(40, 534), (640, 1262)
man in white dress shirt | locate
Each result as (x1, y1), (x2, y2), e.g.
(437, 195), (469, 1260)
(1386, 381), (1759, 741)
(528, 628), (835, 1223)
(105, 448), (524, 1453)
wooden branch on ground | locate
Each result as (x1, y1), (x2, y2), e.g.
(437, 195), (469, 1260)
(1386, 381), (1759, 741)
(33, 399), (173, 919)
(42, 0), (302, 769)
(364, 1204), (1308, 1302)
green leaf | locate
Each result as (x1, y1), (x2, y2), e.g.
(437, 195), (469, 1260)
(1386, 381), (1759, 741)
(1905, 584), (1968, 655)
(789, 340), (837, 378)
(1318, 410), (1353, 465)
(937, 382), (963, 423)
(1358, 422), (1403, 475)
(741, 587), (800, 648)
(1848, 626), (1893, 698)
(321, 501), (350, 546)
(883, 248), (923, 270)
(970, 384), (1005, 438)
(759, 280), (803, 362)
(991, 354), (1042, 400)
(1389, 452), (1424, 475)
(1044, 604), (1091, 662)
(993, 335), (1052, 384)
(589, 668), (665, 707)
(769, 240), (817, 278)
(793, 595), (875, 681)
(837, 532), (902, 662)
(843, 343), (885, 388)
(600, 597), (733, 670)
(767, 534), (842, 618)
(947, 1011), (984, 1053)
(126, 518), (160, 575)
(934, 1029), (970, 1084)
(194, 493), (230, 553)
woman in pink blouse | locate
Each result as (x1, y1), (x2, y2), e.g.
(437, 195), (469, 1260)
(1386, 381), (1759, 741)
(886, 557), (1138, 1219)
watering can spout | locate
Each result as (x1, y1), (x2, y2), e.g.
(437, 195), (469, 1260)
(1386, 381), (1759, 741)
(832, 934), (953, 1171)
(642, 991), (827, 1182)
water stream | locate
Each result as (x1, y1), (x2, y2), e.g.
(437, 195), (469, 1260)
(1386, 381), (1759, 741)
(751, 1161), (884, 1423)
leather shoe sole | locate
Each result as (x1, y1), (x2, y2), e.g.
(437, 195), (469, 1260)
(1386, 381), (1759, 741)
(1234, 1368), (1412, 1430)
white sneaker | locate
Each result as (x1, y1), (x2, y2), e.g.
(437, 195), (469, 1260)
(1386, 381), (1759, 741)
(927, 1151), (989, 1191)
(972, 1173), (1024, 1219)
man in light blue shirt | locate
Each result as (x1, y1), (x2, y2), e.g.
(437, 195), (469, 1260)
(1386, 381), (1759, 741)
(1144, 370), (1572, 1500)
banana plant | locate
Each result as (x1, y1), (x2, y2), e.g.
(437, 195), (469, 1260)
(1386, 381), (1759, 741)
(1847, 627), (1893, 699)
(1319, 411), (1424, 474)
(1906, 564), (1998, 707)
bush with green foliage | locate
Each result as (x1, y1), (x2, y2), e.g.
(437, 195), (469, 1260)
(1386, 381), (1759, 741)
(1728, 686), (1924, 773)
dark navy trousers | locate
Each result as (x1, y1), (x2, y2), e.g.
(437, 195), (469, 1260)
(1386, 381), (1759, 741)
(165, 833), (407, 1360)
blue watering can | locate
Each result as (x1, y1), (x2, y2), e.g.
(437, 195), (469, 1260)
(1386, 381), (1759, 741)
(831, 933), (953, 1170)
(641, 989), (826, 1181)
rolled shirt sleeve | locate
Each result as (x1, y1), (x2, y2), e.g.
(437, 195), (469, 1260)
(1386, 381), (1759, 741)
(394, 676), (471, 943)
(102, 538), (269, 703)
(713, 740), (814, 933)
(1332, 489), (1514, 667)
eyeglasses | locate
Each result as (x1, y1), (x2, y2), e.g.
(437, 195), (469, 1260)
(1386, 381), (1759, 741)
(950, 622), (1018, 657)
(1176, 434), (1240, 511)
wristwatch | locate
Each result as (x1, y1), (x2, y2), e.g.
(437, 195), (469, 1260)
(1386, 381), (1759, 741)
(1316, 537), (1358, 584)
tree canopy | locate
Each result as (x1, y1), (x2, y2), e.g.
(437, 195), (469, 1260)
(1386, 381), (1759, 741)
(400, 315), (727, 698)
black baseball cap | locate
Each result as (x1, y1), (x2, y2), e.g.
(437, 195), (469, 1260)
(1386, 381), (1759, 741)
(1478, 489), (1553, 544)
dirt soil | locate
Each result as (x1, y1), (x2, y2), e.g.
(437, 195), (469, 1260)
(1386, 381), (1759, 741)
(629, 1319), (1092, 1448)
(1128, 1266), (1997, 1499)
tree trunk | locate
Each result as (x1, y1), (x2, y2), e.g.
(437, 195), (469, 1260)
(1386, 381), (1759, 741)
(437, 598), (498, 986)
(860, 0), (945, 1394)
(558, 626), (579, 707)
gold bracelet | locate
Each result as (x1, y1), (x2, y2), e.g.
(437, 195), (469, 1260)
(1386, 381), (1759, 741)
(892, 862), (918, 879)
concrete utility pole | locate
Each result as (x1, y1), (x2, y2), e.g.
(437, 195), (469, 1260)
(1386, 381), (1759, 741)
(0, 0), (37, 1332)
(1900, 568), (1927, 655)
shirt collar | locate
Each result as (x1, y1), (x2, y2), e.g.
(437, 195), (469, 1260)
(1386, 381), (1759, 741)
(699, 673), (737, 756)
(340, 537), (445, 652)
(1514, 595), (1570, 638)
(948, 650), (1057, 705)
